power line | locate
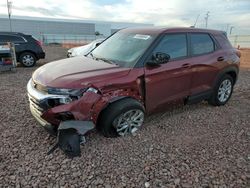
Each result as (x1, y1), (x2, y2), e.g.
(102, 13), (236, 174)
(193, 14), (200, 28)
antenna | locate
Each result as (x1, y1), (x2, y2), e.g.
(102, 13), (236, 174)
(204, 11), (210, 28)
(7, 0), (13, 31)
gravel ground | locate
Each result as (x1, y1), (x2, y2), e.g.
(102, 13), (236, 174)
(0, 65), (249, 187)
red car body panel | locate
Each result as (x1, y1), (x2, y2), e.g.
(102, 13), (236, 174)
(33, 56), (131, 89)
(28, 27), (240, 129)
(145, 57), (193, 112)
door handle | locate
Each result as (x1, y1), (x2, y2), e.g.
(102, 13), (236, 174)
(181, 63), (190, 68)
(217, 56), (224, 61)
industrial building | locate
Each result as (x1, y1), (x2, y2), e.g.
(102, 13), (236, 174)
(0, 15), (153, 44)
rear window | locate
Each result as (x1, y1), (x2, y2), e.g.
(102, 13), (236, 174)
(190, 33), (215, 55)
(214, 33), (233, 49)
(0, 35), (25, 43)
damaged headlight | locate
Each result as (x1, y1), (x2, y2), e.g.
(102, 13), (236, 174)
(47, 87), (99, 107)
(48, 87), (99, 96)
(86, 87), (98, 93)
(47, 87), (99, 105)
(48, 88), (86, 97)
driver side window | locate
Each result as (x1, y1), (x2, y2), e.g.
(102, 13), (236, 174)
(154, 34), (187, 60)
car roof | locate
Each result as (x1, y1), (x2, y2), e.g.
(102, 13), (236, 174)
(119, 27), (224, 35)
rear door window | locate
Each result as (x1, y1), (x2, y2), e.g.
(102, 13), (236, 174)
(153, 34), (188, 60)
(0, 35), (9, 44)
(190, 33), (215, 55)
(0, 35), (25, 43)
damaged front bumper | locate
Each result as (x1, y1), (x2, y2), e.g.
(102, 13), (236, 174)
(27, 79), (99, 135)
(27, 79), (62, 135)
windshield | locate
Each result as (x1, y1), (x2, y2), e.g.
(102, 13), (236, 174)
(76, 39), (104, 56)
(90, 32), (156, 67)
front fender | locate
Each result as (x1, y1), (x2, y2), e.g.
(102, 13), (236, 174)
(91, 88), (144, 123)
(42, 92), (102, 125)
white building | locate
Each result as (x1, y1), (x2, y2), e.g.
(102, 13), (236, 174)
(0, 15), (153, 44)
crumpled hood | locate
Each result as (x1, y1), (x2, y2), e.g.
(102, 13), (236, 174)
(32, 56), (131, 88)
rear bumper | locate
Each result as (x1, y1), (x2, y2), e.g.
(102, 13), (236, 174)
(36, 52), (45, 59)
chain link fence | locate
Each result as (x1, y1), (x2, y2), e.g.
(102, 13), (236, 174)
(228, 35), (250, 48)
(39, 34), (105, 48)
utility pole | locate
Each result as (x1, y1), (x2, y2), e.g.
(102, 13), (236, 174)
(226, 24), (230, 34)
(229, 26), (234, 35)
(204, 11), (210, 28)
(7, 0), (12, 31)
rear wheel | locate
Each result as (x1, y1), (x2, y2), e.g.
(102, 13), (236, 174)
(98, 98), (145, 137)
(19, 52), (36, 67)
(209, 74), (234, 106)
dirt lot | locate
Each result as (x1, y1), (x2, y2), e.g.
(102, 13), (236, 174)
(240, 48), (250, 68)
(0, 50), (249, 187)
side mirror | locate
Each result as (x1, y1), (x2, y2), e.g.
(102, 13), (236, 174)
(154, 52), (170, 64)
(147, 52), (170, 66)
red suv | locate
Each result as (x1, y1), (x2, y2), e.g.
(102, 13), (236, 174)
(27, 27), (240, 139)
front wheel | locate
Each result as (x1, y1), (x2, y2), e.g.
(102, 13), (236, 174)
(209, 74), (234, 106)
(98, 98), (145, 137)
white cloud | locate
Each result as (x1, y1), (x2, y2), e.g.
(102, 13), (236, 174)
(0, 0), (249, 34)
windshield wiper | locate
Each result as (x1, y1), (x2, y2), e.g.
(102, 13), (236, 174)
(87, 53), (117, 65)
(87, 52), (95, 59)
(95, 57), (117, 65)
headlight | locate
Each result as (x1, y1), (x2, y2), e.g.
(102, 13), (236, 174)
(48, 87), (99, 96)
(86, 87), (98, 93)
(48, 88), (86, 96)
(46, 87), (99, 106)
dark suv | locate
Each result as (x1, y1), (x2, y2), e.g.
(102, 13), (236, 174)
(0, 32), (45, 67)
(27, 27), (240, 139)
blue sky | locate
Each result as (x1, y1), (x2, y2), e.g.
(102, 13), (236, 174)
(0, 0), (249, 34)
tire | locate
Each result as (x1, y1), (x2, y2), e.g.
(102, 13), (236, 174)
(98, 98), (145, 138)
(19, 52), (37, 67)
(208, 74), (234, 106)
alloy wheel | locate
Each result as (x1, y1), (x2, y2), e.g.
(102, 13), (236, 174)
(217, 79), (232, 103)
(22, 54), (35, 66)
(112, 109), (144, 136)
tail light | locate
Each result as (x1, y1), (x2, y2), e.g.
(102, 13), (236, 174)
(233, 48), (241, 58)
(2, 57), (12, 65)
(235, 49), (241, 58)
(36, 40), (43, 47)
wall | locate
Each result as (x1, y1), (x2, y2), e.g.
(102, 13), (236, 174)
(0, 17), (95, 39)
